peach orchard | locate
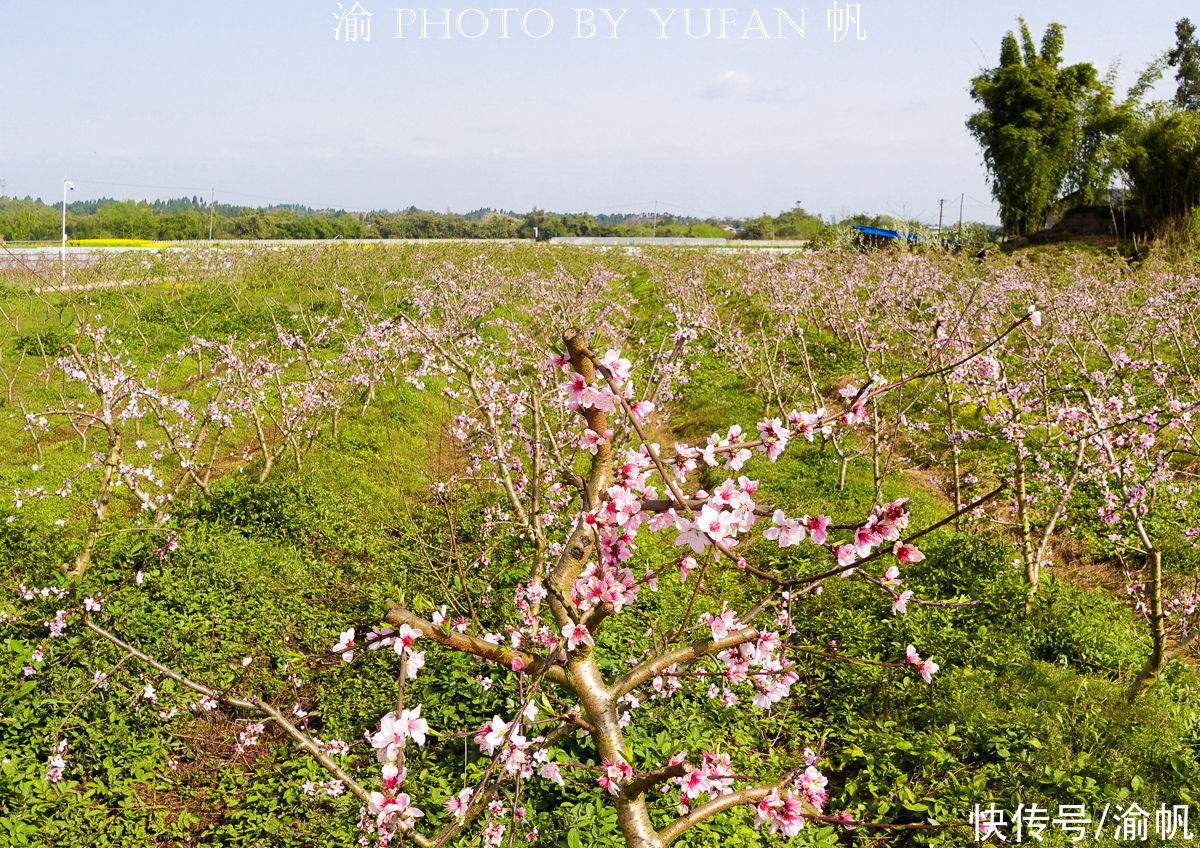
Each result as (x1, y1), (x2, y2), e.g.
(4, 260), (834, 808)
(6, 245), (1200, 846)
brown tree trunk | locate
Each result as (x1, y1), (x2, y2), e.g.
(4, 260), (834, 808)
(1130, 549), (1167, 699)
(68, 433), (122, 580)
(1014, 438), (1036, 605)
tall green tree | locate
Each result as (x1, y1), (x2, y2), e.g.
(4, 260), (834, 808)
(967, 20), (1112, 236)
(518, 209), (564, 240)
(1126, 108), (1200, 228)
(1168, 18), (1200, 111)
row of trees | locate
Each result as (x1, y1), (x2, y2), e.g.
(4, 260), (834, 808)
(0, 197), (834, 243)
(969, 17), (1200, 238)
(0, 197), (367, 242)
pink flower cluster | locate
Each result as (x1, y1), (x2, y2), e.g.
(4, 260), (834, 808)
(905, 645), (940, 683)
(670, 750), (736, 810)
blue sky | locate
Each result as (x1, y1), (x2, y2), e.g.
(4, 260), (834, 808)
(1, 1), (1194, 223)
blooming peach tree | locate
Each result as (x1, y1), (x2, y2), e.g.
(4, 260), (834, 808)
(328, 313), (1027, 847)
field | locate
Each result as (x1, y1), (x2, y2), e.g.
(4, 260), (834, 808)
(2, 243), (1200, 847)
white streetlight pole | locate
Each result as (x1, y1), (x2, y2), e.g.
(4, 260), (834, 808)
(61, 177), (74, 283)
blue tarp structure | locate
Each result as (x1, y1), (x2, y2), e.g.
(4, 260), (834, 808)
(851, 225), (922, 243)
(851, 225), (962, 247)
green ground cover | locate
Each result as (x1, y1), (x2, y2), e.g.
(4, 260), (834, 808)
(1, 244), (1198, 847)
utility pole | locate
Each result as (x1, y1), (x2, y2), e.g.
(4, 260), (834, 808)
(208, 187), (215, 241)
(652, 200), (658, 238)
(937, 198), (946, 237)
(958, 193), (964, 240)
(62, 177), (74, 283)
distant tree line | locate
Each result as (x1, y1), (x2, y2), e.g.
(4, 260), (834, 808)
(0, 196), (831, 243)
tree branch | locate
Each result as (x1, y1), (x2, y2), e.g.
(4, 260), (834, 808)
(82, 616), (371, 805)
(658, 767), (803, 846)
(621, 761), (692, 800)
(612, 626), (759, 701)
(383, 605), (570, 689)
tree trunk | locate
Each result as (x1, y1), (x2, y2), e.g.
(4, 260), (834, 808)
(944, 380), (962, 531)
(1130, 549), (1167, 699)
(570, 656), (664, 848)
(68, 433), (122, 580)
(1014, 438), (1035, 605)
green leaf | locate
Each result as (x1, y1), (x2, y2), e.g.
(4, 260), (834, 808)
(11, 681), (35, 701)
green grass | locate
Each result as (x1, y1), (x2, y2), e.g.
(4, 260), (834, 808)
(1, 244), (1198, 847)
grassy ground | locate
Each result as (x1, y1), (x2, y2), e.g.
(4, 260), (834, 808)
(1, 245), (1198, 847)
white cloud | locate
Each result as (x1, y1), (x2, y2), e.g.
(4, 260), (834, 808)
(701, 70), (752, 100)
